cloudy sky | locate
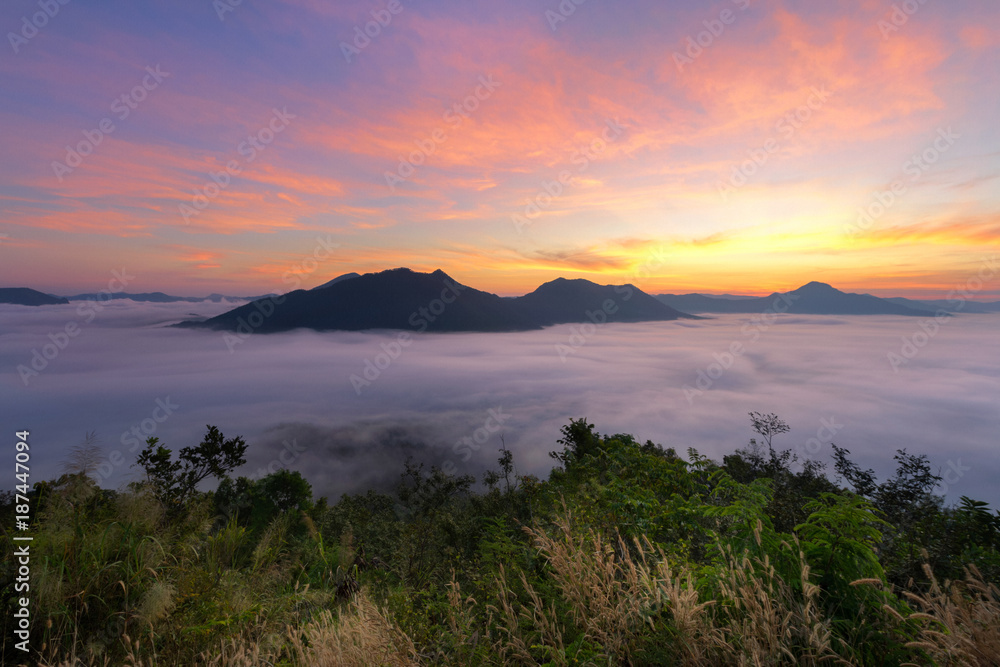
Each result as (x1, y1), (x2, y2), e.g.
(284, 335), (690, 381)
(1, 0), (998, 298)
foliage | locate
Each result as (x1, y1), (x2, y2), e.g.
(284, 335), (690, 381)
(134, 425), (248, 513)
(2, 413), (999, 666)
(215, 469), (313, 534)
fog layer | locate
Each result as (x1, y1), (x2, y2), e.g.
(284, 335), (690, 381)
(2, 300), (997, 506)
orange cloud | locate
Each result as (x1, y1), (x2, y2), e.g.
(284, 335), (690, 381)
(959, 25), (999, 51)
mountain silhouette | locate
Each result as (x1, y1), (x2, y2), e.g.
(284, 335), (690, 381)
(311, 272), (361, 290)
(656, 281), (936, 316)
(183, 268), (542, 333)
(64, 292), (271, 303)
(180, 268), (694, 333)
(512, 277), (692, 326)
(884, 296), (1000, 314)
(0, 288), (69, 306)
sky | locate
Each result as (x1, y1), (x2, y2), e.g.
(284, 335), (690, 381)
(2, 301), (997, 507)
(0, 0), (998, 298)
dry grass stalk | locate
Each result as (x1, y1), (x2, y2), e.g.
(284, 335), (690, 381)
(902, 564), (1000, 666)
(288, 589), (419, 667)
(519, 511), (850, 666)
(487, 564), (535, 665)
(524, 517), (643, 660)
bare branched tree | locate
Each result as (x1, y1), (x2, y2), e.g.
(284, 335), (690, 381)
(748, 411), (790, 457)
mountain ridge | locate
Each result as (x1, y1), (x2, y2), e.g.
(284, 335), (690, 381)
(0, 287), (70, 306)
(179, 268), (697, 333)
(515, 277), (691, 326)
(6, 276), (994, 321)
(656, 281), (939, 316)
(62, 292), (274, 303)
(180, 268), (543, 333)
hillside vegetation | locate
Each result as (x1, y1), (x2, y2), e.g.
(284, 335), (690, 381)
(2, 414), (998, 666)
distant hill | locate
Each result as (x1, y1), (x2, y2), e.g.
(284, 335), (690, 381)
(180, 268), (695, 333)
(655, 293), (768, 314)
(702, 293), (759, 300)
(311, 273), (361, 290)
(512, 277), (692, 326)
(656, 282), (937, 316)
(884, 297), (1000, 314)
(0, 288), (69, 306)
(64, 292), (268, 303)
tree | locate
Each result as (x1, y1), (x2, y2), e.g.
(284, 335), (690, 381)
(831, 444), (878, 498)
(483, 437), (517, 494)
(748, 411), (790, 458)
(216, 469), (313, 533)
(549, 418), (601, 469)
(875, 449), (942, 524)
(258, 468), (312, 515)
(394, 460), (475, 588)
(134, 425), (247, 511)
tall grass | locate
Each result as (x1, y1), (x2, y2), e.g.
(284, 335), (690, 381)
(288, 590), (418, 667)
(485, 511), (850, 665)
(901, 564), (1000, 666)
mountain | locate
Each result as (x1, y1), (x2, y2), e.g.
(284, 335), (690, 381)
(656, 282), (937, 316)
(511, 277), (692, 326)
(180, 268), (696, 333)
(884, 297), (1000, 314)
(183, 268), (543, 333)
(311, 272), (361, 290)
(654, 293), (767, 314)
(64, 292), (268, 303)
(0, 288), (70, 306)
(781, 281), (938, 315)
(702, 293), (759, 300)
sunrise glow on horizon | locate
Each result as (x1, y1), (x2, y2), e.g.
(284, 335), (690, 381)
(1, 0), (998, 299)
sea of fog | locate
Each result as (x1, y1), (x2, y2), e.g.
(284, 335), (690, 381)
(2, 300), (998, 507)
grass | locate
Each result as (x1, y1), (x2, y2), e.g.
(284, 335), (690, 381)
(900, 564), (1000, 666)
(11, 505), (1000, 666)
